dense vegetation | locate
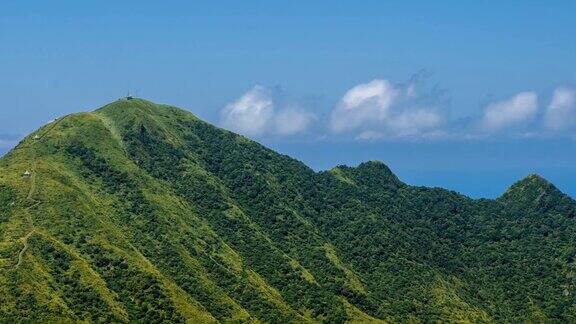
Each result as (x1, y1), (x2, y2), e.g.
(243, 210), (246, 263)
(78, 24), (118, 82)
(0, 98), (575, 322)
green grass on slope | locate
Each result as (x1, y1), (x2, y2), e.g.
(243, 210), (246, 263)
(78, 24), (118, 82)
(0, 98), (575, 322)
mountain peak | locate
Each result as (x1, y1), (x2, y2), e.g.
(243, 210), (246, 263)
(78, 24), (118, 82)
(504, 173), (554, 195)
(96, 97), (163, 114)
(498, 173), (574, 212)
(522, 173), (549, 183)
(348, 160), (403, 189)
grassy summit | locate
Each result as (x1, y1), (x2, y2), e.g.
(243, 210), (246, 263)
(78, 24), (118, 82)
(0, 98), (575, 322)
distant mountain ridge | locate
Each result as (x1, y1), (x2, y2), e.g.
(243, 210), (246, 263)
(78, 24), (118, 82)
(0, 98), (574, 322)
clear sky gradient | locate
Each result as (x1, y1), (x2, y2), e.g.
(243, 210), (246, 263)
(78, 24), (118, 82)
(1, 1), (575, 198)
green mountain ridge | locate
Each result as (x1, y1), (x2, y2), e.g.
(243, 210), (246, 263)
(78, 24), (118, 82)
(0, 98), (575, 322)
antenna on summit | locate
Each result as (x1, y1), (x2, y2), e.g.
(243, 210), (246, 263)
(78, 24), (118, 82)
(125, 91), (134, 100)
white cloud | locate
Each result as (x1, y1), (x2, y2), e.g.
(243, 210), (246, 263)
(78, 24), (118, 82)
(389, 109), (443, 135)
(275, 109), (316, 135)
(355, 130), (385, 141)
(330, 79), (445, 140)
(221, 86), (316, 137)
(355, 110), (443, 140)
(221, 86), (274, 136)
(482, 92), (538, 131)
(544, 87), (576, 131)
(330, 79), (400, 133)
(405, 83), (416, 98)
(221, 79), (571, 142)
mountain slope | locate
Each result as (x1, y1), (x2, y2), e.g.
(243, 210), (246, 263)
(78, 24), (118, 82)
(0, 98), (575, 322)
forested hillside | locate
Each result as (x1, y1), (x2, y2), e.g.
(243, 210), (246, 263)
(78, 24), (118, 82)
(0, 98), (574, 322)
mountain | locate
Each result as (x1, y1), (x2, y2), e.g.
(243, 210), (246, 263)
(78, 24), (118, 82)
(0, 98), (575, 322)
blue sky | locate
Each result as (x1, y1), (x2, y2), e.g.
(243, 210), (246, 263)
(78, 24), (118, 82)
(1, 1), (575, 198)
